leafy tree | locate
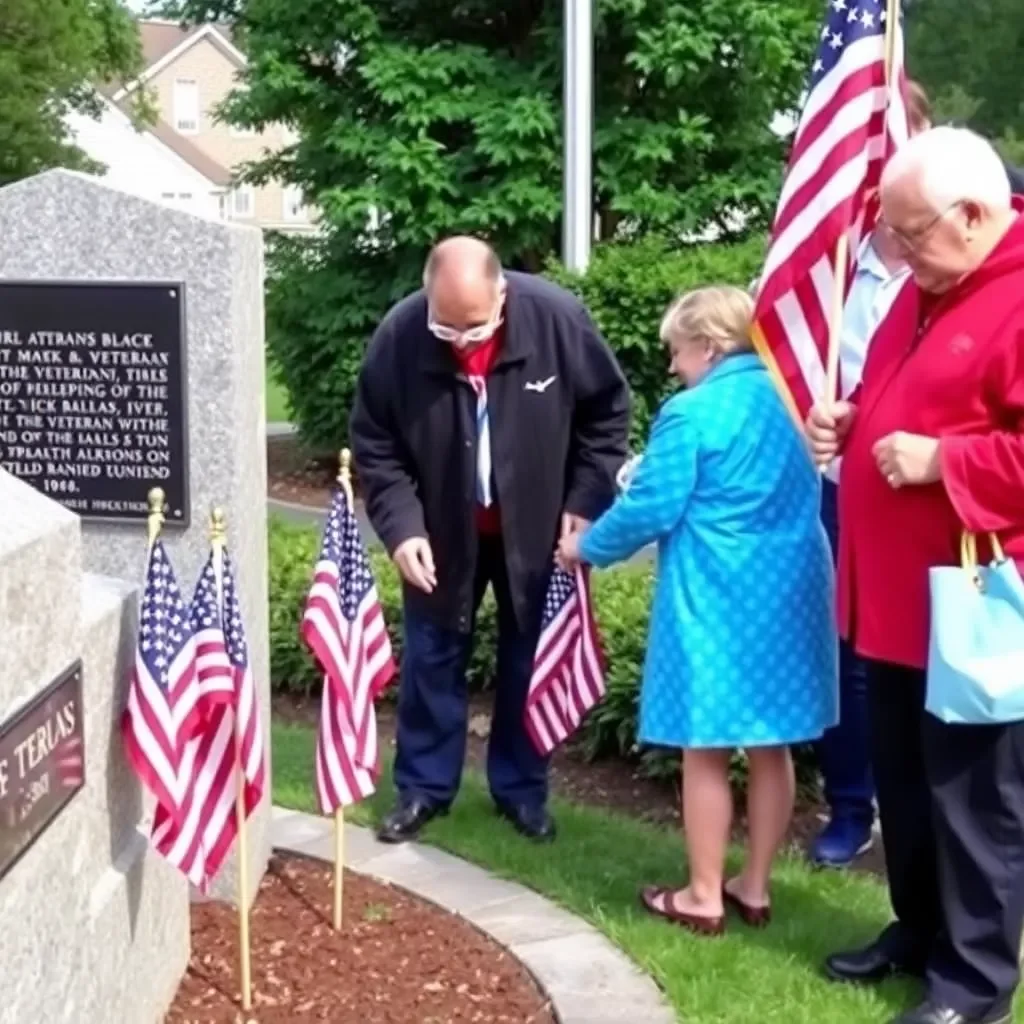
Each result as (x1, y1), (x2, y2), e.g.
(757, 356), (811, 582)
(0, 0), (146, 185)
(167, 0), (820, 448)
(907, 0), (1024, 143)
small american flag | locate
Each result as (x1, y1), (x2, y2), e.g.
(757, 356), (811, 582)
(753, 0), (908, 420)
(525, 566), (606, 756)
(151, 548), (267, 891)
(121, 540), (203, 820)
(302, 489), (395, 813)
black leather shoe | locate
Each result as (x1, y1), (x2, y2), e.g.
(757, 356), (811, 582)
(889, 1000), (1010, 1024)
(824, 937), (926, 984)
(376, 798), (445, 844)
(497, 803), (556, 842)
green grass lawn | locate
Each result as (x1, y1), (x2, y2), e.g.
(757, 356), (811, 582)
(266, 368), (290, 423)
(271, 720), (956, 1024)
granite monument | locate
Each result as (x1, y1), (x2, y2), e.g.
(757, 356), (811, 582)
(0, 169), (272, 1024)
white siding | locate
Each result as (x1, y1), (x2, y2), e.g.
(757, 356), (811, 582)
(64, 100), (223, 219)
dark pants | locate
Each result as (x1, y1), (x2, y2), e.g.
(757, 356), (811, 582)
(817, 479), (874, 823)
(868, 661), (1024, 1019)
(394, 536), (550, 811)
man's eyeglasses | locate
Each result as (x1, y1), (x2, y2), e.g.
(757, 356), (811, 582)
(879, 201), (962, 251)
(427, 316), (503, 345)
(427, 280), (506, 345)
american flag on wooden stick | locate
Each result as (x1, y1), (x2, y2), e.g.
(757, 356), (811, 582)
(121, 541), (203, 820)
(525, 566), (606, 756)
(752, 0), (908, 420)
(302, 489), (396, 813)
(151, 548), (267, 890)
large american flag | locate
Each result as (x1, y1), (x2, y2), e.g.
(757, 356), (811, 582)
(752, 0), (907, 420)
(525, 566), (606, 756)
(151, 548), (267, 891)
(302, 489), (395, 813)
(122, 540), (203, 819)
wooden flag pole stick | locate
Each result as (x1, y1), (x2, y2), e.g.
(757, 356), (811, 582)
(235, 736), (253, 1011)
(824, 234), (851, 404)
(211, 507), (253, 1012)
(333, 448), (355, 932)
(333, 807), (345, 931)
(884, 0), (900, 87)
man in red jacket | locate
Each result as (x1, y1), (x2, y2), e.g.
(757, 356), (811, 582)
(809, 127), (1024, 1024)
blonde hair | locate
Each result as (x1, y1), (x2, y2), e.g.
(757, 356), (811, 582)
(659, 285), (754, 357)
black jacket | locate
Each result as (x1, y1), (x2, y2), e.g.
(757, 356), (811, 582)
(350, 271), (630, 633)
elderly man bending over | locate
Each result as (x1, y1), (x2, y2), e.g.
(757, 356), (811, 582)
(350, 237), (629, 845)
(809, 128), (1024, 1024)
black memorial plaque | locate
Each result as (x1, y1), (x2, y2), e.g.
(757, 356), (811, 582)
(0, 662), (84, 881)
(0, 281), (189, 524)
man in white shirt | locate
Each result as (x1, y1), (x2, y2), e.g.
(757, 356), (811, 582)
(811, 224), (911, 867)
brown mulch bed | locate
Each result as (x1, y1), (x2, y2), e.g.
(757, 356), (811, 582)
(166, 854), (556, 1024)
(267, 436), (337, 508)
(272, 695), (888, 879)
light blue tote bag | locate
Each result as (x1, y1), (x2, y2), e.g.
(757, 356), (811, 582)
(927, 533), (1024, 725)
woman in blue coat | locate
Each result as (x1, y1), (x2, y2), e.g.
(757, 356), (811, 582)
(559, 286), (837, 936)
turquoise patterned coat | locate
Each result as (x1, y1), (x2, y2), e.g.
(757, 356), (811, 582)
(579, 353), (838, 749)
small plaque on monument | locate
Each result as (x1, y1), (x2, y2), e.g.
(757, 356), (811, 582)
(0, 281), (189, 524)
(0, 662), (85, 881)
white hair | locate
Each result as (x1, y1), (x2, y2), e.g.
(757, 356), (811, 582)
(881, 126), (1012, 213)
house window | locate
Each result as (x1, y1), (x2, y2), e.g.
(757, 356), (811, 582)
(282, 185), (307, 222)
(173, 79), (200, 134)
(229, 185), (255, 219)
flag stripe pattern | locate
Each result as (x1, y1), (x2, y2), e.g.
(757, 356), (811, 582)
(302, 489), (396, 813)
(525, 566), (606, 756)
(753, 0), (908, 420)
(150, 548), (267, 891)
(122, 540), (204, 818)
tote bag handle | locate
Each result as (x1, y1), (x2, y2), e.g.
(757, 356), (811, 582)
(960, 531), (1007, 591)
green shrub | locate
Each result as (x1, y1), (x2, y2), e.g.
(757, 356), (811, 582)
(547, 235), (766, 448)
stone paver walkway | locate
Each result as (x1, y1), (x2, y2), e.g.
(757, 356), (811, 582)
(272, 806), (675, 1024)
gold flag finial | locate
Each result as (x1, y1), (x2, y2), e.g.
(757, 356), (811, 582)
(209, 506), (227, 548)
(338, 448), (354, 509)
(147, 487), (166, 548)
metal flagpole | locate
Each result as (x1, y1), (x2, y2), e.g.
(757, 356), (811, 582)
(562, 0), (593, 272)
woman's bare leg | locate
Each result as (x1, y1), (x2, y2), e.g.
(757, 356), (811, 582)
(665, 747), (733, 917)
(727, 745), (795, 907)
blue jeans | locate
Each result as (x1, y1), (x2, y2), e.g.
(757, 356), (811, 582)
(394, 536), (550, 810)
(818, 480), (875, 824)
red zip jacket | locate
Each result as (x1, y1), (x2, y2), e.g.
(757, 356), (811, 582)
(838, 204), (1024, 669)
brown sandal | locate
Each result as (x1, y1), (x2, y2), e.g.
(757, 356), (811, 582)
(639, 886), (726, 937)
(722, 884), (772, 928)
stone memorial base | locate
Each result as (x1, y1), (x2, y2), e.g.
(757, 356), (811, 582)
(0, 471), (190, 1024)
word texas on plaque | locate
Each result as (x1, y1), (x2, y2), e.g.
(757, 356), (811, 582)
(0, 281), (189, 525)
(0, 662), (85, 881)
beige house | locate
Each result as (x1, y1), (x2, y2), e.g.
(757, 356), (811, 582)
(111, 20), (315, 233)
